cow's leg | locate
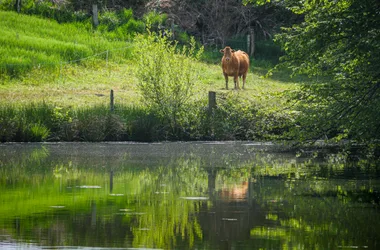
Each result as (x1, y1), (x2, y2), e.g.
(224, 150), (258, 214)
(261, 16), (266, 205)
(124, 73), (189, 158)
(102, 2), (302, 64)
(224, 73), (229, 90)
(242, 73), (247, 89)
(234, 73), (240, 90)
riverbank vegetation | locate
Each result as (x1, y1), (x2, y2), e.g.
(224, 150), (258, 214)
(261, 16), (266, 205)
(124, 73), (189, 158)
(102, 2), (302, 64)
(1, 0), (379, 149)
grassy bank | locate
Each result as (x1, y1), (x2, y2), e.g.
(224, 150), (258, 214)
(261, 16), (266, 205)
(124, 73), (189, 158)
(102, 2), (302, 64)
(0, 10), (130, 78)
(0, 11), (299, 142)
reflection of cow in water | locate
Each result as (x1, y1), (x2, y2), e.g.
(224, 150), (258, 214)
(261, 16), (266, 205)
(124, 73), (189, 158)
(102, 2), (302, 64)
(219, 181), (249, 200)
(199, 179), (260, 248)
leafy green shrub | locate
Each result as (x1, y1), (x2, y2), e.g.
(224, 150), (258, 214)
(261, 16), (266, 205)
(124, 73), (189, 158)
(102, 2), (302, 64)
(120, 8), (133, 22)
(0, 114), (17, 142)
(133, 28), (204, 138)
(126, 113), (161, 142)
(21, 103), (56, 129)
(99, 10), (120, 31)
(74, 106), (127, 141)
(177, 31), (190, 44)
(201, 48), (222, 64)
(143, 11), (167, 30)
(104, 113), (127, 141)
(98, 8), (145, 41)
(125, 18), (145, 34)
(56, 120), (77, 141)
(29, 123), (50, 141)
(252, 59), (275, 69)
(208, 94), (254, 140)
(112, 105), (161, 141)
(254, 40), (282, 63)
(0, 0), (88, 23)
(0, 103), (56, 142)
(24, 0), (55, 17)
(50, 107), (76, 141)
(76, 114), (108, 141)
(0, 0), (14, 11)
(200, 93), (293, 141)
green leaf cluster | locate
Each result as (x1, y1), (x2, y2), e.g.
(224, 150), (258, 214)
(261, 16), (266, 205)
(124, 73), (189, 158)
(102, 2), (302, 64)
(133, 28), (204, 137)
(97, 8), (147, 41)
(273, 0), (380, 143)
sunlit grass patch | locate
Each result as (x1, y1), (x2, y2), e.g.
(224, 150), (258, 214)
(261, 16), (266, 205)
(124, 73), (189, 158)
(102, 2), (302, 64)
(0, 10), (128, 78)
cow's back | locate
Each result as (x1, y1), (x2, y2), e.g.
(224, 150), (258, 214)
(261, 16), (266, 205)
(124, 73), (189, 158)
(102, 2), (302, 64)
(235, 50), (249, 75)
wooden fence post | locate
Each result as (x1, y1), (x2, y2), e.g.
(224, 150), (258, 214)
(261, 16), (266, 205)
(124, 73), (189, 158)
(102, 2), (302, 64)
(92, 4), (99, 27)
(208, 91), (216, 112)
(110, 89), (114, 112)
(208, 91), (216, 138)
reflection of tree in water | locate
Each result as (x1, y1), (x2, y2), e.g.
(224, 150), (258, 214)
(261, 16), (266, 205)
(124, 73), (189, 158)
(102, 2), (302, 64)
(249, 159), (380, 249)
(129, 156), (208, 249)
(130, 155), (258, 249)
(1, 143), (380, 249)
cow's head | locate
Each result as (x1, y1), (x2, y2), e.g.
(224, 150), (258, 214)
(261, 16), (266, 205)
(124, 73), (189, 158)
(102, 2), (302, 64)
(220, 46), (235, 62)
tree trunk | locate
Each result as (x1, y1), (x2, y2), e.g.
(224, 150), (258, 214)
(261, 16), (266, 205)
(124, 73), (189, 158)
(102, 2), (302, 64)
(249, 28), (255, 57)
(15, 0), (21, 13)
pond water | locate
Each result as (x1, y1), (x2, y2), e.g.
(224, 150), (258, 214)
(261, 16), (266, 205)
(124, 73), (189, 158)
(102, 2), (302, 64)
(0, 142), (379, 250)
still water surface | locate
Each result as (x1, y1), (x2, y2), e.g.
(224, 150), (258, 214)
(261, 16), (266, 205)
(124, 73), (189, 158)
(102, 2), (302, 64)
(0, 142), (379, 249)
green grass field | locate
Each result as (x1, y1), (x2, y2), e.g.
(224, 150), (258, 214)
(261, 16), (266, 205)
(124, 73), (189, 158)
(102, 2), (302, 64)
(0, 10), (297, 107)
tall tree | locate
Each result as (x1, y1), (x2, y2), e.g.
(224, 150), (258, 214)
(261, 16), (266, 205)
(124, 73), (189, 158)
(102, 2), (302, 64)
(251, 0), (380, 143)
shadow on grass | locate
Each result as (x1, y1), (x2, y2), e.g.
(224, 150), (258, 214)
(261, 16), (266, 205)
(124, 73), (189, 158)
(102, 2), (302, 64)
(253, 64), (318, 84)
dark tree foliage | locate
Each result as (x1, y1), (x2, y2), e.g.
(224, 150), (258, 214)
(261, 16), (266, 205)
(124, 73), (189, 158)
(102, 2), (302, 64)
(264, 0), (380, 144)
(146, 0), (295, 49)
(67, 0), (148, 14)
